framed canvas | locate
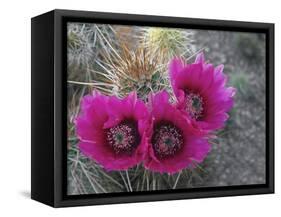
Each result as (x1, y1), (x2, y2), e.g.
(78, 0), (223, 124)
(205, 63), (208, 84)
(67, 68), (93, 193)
(31, 9), (274, 207)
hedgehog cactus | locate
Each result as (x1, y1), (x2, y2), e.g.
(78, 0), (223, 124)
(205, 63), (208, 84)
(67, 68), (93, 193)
(141, 27), (193, 61)
(97, 43), (168, 100)
(67, 23), (224, 195)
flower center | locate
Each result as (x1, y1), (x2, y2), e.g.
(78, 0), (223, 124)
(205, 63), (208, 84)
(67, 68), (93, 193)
(152, 121), (184, 159)
(106, 120), (140, 155)
(185, 92), (204, 120)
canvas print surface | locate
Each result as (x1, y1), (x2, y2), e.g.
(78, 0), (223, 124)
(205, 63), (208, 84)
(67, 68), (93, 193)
(66, 22), (266, 195)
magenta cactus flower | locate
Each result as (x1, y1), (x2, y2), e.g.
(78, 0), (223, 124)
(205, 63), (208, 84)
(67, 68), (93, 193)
(169, 52), (236, 131)
(144, 91), (210, 174)
(75, 91), (149, 171)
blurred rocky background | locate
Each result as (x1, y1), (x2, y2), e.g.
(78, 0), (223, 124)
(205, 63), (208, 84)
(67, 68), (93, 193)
(191, 30), (266, 187)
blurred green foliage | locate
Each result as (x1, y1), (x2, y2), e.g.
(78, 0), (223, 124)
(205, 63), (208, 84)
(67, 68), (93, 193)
(230, 72), (248, 97)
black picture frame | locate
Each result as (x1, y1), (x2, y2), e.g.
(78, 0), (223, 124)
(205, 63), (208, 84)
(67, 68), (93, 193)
(31, 9), (274, 207)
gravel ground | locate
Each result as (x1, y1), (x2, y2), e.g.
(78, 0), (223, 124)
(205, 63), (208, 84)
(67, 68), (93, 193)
(191, 30), (266, 187)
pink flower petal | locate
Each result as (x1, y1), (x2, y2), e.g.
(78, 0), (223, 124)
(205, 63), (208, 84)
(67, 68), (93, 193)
(75, 92), (150, 171)
(169, 52), (236, 132)
(144, 91), (210, 174)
